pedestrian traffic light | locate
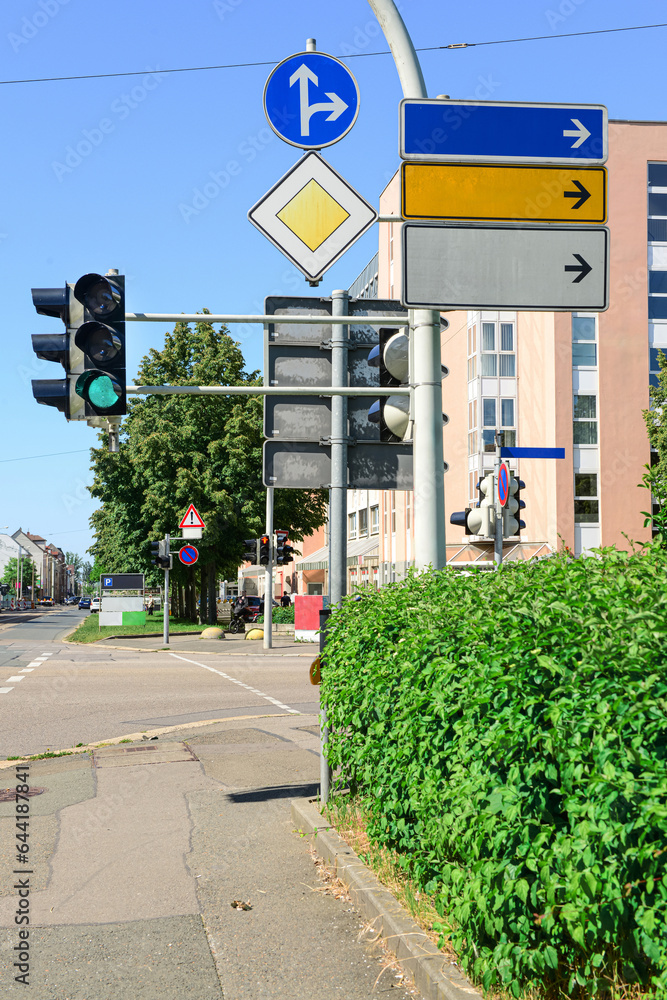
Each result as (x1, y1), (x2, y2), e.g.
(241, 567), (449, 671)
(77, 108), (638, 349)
(259, 534), (271, 565)
(450, 473), (495, 537)
(31, 271), (126, 421)
(242, 538), (259, 563)
(151, 539), (171, 569)
(503, 476), (526, 537)
(72, 273), (126, 417)
(275, 530), (294, 564)
(367, 326), (411, 442)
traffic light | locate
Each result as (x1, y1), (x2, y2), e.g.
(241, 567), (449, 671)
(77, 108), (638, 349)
(449, 473), (495, 537)
(72, 273), (126, 417)
(0, 584), (9, 596)
(31, 272), (126, 420)
(151, 539), (171, 569)
(367, 326), (411, 442)
(242, 538), (259, 563)
(259, 534), (271, 565)
(275, 530), (294, 564)
(503, 477), (526, 537)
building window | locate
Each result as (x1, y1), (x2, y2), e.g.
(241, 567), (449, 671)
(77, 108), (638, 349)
(500, 324), (514, 351)
(348, 512), (357, 539)
(481, 354), (497, 376)
(572, 315), (597, 367)
(406, 492), (411, 530)
(467, 356), (477, 380)
(383, 495), (388, 536)
(358, 508), (368, 537)
(650, 346), (667, 388)
(501, 398), (514, 427)
(482, 323), (495, 351)
(370, 505), (379, 534)
(391, 492), (396, 533)
(574, 473), (599, 523)
(482, 429), (495, 453)
(482, 398), (496, 426)
(499, 353), (516, 377)
(573, 395), (598, 444)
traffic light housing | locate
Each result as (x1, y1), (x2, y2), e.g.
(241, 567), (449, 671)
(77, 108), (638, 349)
(151, 539), (171, 569)
(31, 272), (126, 422)
(242, 538), (259, 563)
(259, 534), (271, 565)
(450, 473), (495, 537)
(502, 477), (526, 537)
(275, 530), (294, 565)
(367, 326), (411, 442)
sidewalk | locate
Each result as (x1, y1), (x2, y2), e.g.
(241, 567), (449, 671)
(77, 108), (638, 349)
(87, 630), (316, 656)
(0, 713), (421, 999)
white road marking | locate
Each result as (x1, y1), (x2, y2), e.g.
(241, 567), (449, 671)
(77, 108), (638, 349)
(169, 653), (301, 715)
(0, 688), (13, 694)
(6, 676), (25, 683)
(19, 669), (34, 673)
(26, 662), (41, 668)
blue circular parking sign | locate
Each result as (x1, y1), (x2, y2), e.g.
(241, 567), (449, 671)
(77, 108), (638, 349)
(178, 545), (199, 566)
(264, 51), (360, 149)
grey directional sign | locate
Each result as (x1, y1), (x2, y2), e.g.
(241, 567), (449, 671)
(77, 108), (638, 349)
(402, 223), (609, 311)
(264, 441), (413, 490)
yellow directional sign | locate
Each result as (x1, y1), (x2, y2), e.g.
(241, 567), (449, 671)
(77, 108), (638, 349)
(401, 162), (607, 224)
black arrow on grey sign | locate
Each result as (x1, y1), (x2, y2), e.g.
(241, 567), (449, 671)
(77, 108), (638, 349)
(563, 180), (591, 210)
(564, 253), (592, 283)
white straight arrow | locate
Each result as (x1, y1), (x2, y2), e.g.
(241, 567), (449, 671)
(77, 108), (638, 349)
(289, 63), (348, 136)
(563, 118), (591, 149)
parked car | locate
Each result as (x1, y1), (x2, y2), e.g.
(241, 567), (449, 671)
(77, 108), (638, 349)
(78, 598), (91, 610)
(90, 598), (101, 613)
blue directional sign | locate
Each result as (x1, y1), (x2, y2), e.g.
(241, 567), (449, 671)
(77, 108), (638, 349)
(501, 447), (565, 459)
(264, 51), (360, 149)
(400, 99), (607, 165)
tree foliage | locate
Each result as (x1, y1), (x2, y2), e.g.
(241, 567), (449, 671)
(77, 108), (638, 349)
(88, 315), (327, 589)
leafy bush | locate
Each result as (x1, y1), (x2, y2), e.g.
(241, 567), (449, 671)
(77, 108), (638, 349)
(256, 605), (294, 624)
(322, 546), (667, 998)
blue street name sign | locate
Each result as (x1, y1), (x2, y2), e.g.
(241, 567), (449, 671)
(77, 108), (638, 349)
(399, 99), (607, 165)
(264, 51), (360, 149)
(501, 447), (565, 459)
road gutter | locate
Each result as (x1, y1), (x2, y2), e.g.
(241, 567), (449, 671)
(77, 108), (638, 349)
(291, 797), (482, 1000)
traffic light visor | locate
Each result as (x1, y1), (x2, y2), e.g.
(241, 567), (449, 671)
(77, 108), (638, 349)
(31, 379), (68, 413)
(31, 333), (68, 365)
(31, 286), (68, 320)
(74, 274), (122, 318)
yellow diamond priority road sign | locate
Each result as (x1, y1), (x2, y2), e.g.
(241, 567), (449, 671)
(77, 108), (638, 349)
(248, 151), (377, 282)
(401, 162), (607, 224)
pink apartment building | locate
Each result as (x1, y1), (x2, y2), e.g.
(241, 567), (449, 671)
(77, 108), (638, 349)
(248, 119), (665, 598)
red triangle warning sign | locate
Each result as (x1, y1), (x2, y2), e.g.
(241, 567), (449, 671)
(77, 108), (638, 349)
(179, 504), (206, 529)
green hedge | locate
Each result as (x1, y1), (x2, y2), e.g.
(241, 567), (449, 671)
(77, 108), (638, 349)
(322, 546), (667, 998)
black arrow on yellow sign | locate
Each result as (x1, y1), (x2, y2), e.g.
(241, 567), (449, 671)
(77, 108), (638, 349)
(564, 180), (591, 210)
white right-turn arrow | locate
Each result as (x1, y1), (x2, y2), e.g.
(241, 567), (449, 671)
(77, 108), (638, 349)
(563, 118), (591, 149)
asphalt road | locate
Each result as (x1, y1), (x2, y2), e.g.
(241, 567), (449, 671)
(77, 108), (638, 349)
(0, 608), (320, 758)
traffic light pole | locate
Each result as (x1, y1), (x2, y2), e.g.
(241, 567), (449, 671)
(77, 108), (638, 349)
(329, 290), (349, 607)
(494, 435), (503, 569)
(163, 533), (170, 645)
(367, 0), (447, 573)
(263, 488), (273, 650)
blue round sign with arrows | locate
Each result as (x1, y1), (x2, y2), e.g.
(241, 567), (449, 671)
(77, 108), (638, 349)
(264, 51), (360, 150)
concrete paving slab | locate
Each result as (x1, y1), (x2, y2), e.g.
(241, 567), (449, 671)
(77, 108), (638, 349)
(0, 914), (222, 998)
(0, 814), (58, 894)
(93, 742), (198, 768)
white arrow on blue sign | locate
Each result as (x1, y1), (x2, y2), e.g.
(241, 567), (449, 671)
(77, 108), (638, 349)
(264, 51), (360, 149)
(399, 99), (608, 165)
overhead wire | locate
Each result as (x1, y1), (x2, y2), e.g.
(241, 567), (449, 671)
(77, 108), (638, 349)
(0, 22), (664, 87)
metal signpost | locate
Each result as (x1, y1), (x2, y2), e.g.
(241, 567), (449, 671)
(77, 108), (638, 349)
(399, 99), (608, 164)
(402, 224), (609, 311)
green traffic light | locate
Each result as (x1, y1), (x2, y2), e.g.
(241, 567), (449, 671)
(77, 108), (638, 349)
(75, 370), (122, 412)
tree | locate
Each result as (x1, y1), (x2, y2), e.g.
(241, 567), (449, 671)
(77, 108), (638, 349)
(642, 348), (667, 545)
(88, 314), (327, 620)
(2, 556), (37, 597)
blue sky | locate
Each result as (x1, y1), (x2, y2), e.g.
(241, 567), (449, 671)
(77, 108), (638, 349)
(1, 0), (665, 561)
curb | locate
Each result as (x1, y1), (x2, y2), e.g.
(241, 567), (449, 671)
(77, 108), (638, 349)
(291, 798), (482, 1000)
(61, 641), (314, 657)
